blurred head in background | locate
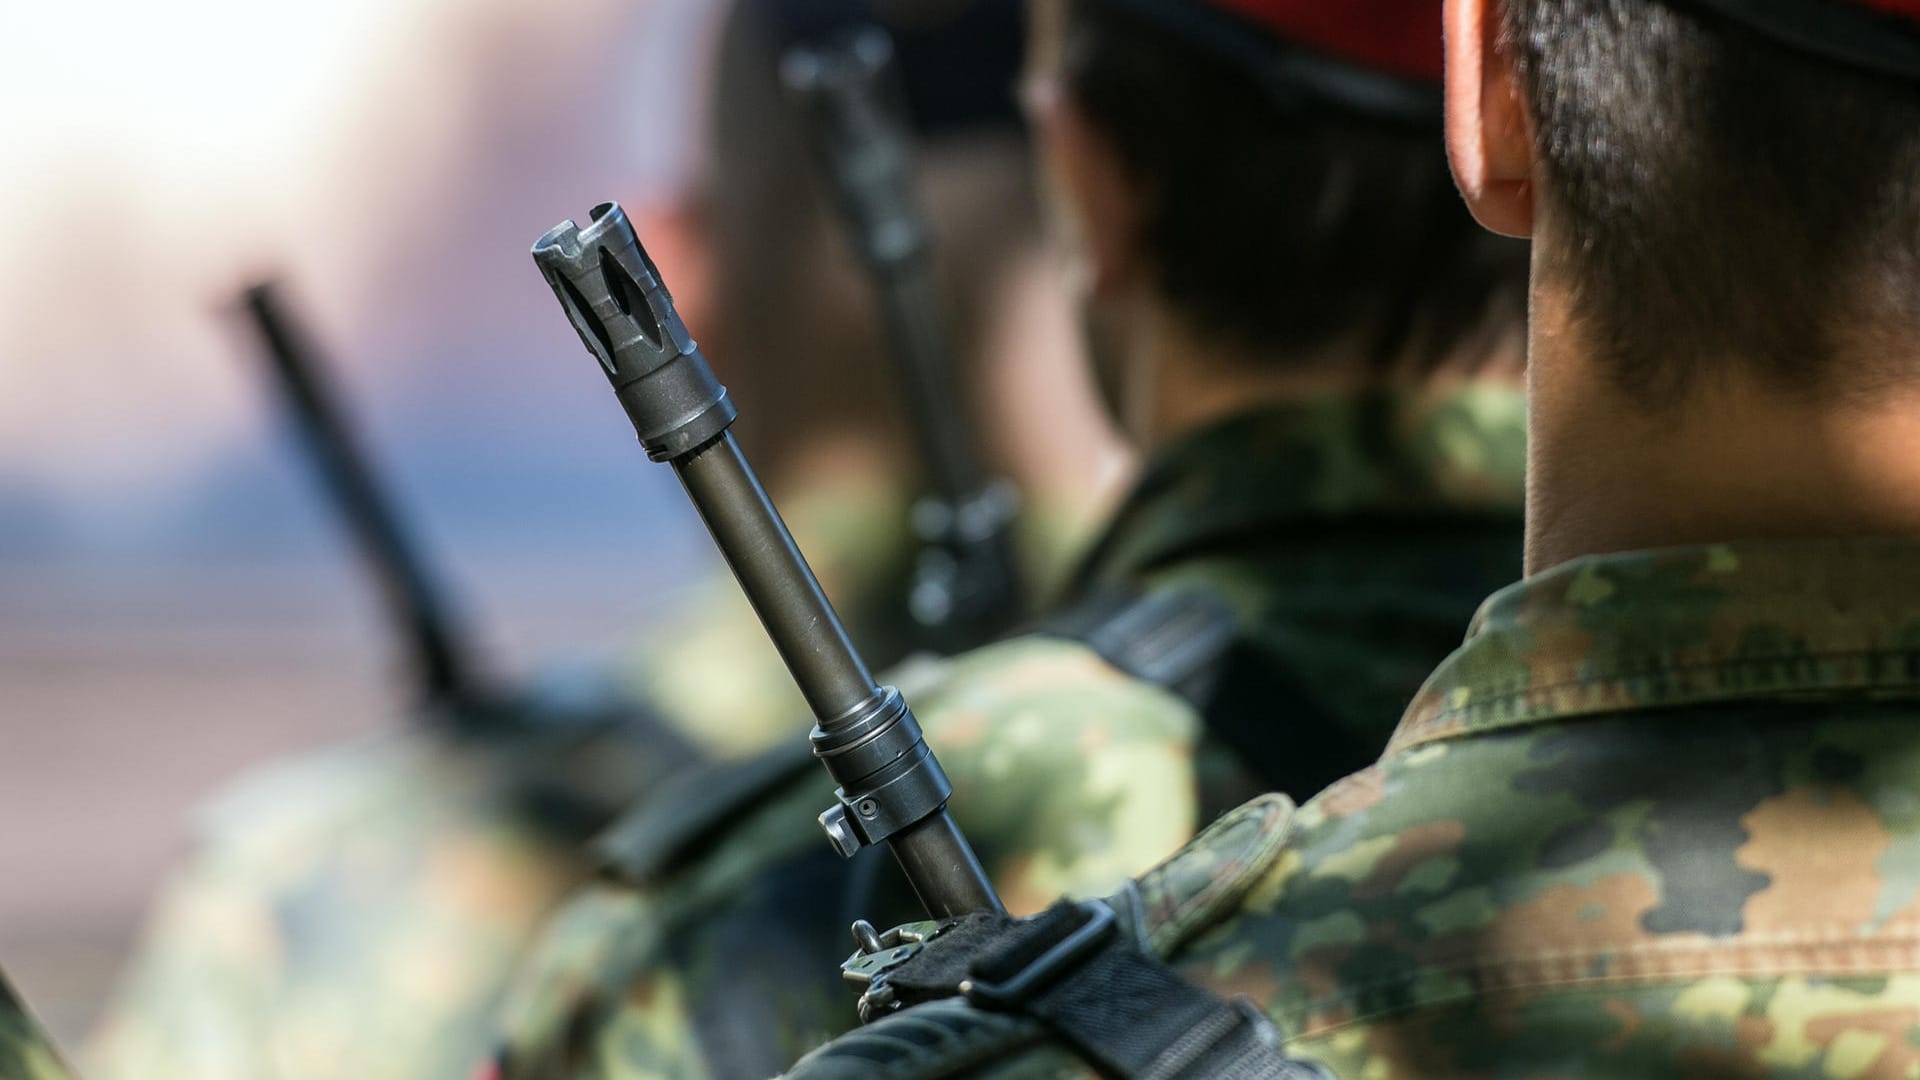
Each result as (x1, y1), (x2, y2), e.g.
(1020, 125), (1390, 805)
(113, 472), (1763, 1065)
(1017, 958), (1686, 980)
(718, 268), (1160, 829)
(1024, 0), (1529, 451)
(680, 0), (1128, 513)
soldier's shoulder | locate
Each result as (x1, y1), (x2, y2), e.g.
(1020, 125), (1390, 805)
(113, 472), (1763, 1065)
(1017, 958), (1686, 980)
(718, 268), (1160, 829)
(513, 634), (1215, 1040)
(592, 633), (1205, 896)
(917, 634), (1200, 748)
(1183, 698), (1920, 1059)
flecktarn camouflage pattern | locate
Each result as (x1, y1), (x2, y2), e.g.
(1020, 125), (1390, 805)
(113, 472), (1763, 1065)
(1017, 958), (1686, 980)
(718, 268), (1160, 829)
(1, 972), (74, 1080)
(792, 537), (1920, 1079)
(491, 384), (1529, 1080)
(84, 725), (667, 1080)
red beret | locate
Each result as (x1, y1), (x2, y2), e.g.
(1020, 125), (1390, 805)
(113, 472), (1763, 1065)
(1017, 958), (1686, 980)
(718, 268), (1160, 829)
(1856, 0), (1920, 20)
(1208, 0), (1443, 82)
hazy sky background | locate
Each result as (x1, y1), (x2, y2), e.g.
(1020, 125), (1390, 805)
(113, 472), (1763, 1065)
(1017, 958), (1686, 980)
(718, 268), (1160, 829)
(0, 0), (734, 1037)
(0, 0), (716, 569)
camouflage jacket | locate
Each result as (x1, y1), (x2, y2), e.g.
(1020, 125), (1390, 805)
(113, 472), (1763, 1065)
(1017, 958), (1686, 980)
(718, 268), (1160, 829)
(1, 974), (74, 1080)
(789, 537), (1920, 1080)
(83, 479), (1019, 1080)
(490, 384), (1527, 1080)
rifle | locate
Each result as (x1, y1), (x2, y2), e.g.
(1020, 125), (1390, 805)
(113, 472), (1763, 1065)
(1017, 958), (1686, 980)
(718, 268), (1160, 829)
(781, 29), (1025, 651)
(533, 203), (1002, 919)
(239, 283), (478, 708)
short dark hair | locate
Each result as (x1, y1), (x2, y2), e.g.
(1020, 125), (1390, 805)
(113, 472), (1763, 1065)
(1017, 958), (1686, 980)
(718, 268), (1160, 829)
(1058, 0), (1527, 373)
(1502, 0), (1920, 403)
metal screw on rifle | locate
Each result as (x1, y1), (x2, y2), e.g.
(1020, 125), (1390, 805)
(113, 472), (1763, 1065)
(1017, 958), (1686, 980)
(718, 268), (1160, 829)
(857, 798), (880, 818)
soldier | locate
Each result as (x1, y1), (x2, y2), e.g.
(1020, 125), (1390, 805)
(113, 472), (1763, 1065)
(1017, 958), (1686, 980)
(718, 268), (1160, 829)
(492, 0), (1528, 1076)
(780, 0), (1920, 1077)
(84, 6), (1104, 1080)
(1, 974), (75, 1080)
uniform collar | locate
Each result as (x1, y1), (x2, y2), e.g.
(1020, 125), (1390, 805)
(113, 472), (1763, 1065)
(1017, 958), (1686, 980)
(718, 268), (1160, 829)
(1390, 537), (1920, 754)
(1066, 383), (1526, 594)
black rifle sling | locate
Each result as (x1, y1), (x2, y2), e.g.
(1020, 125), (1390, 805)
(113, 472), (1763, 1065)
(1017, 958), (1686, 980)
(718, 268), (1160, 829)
(1034, 587), (1238, 707)
(1042, 584), (1354, 801)
(594, 737), (818, 885)
(800, 796), (1325, 1079)
(860, 898), (1329, 1080)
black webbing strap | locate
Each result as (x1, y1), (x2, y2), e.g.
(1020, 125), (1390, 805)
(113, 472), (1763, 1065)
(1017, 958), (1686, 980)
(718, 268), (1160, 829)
(1037, 588), (1238, 708)
(868, 899), (1330, 1080)
(1040, 585), (1367, 802)
(592, 737), (818, 884)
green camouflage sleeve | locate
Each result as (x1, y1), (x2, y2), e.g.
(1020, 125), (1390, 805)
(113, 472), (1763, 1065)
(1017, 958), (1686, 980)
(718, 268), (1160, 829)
(1, 973), (75, 1080)
(494, 636), (1205, 1080)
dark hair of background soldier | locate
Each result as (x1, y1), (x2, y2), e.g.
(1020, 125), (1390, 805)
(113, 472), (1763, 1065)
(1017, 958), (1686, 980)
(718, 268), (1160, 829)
(702, 2), (1042, 485)
(1058, 0), (1528, 376)
(1500, 0), (1920, 405)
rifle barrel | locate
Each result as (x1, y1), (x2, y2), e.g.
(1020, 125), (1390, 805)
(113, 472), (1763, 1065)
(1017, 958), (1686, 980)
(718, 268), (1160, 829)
(532, 203), (1002, 919)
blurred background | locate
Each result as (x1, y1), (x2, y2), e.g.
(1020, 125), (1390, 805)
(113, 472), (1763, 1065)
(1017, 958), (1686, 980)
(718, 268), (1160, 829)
(0, 0), (721, 1040)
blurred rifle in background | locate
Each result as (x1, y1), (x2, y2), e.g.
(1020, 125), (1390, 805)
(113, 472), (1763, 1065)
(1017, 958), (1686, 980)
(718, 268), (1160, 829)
(240, 283), (480, 710)
(781, 29), (1025, 653)
(240, 283), (690, 762)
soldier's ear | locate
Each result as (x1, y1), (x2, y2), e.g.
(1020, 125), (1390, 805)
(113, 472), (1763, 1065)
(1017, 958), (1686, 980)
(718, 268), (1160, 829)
(1028, 78), (1146, 298)
(1445, 0), (1535, 238)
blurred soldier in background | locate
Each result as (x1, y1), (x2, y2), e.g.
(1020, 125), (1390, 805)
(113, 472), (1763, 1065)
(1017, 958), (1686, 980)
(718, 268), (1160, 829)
(490, 0), (1528, 1076)
(782, 0), (1920, 1078)
(1, 973), (74, 1080)
(82, 4), (1115, 1080)
(615, 0), (1124, 758)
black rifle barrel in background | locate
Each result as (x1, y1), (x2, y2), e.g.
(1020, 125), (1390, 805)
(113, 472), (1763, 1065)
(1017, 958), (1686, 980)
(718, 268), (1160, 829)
(240, 283), (477, 706)
(532, 203), (1002, 919)
(781, 29), (1024, 648)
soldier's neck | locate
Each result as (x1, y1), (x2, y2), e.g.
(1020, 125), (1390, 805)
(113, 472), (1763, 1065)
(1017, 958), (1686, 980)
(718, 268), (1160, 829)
(1525, 288), (1920, 575)
(767, 433), (903, 503)
(1137, 301), (1524, 455)
(1138, 307), (1381, 454)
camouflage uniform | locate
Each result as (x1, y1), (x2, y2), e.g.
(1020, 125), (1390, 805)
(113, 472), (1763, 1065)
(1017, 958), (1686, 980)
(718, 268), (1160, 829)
(791, 537), (1920, 1079)
(492, 383), (1527, 1080)
(83, 480), (1014, 1080)
(1, 973), (75, 1080)
(84, 723), (674, 1080)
